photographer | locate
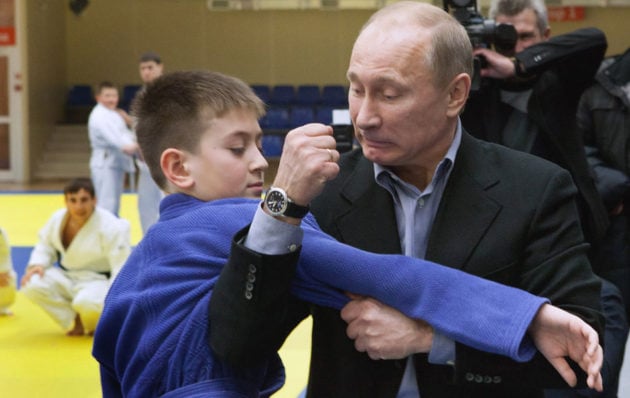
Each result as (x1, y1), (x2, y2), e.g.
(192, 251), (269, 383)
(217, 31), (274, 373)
(459, 1), (628, 397)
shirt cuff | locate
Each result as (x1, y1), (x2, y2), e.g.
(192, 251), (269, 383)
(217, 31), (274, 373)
(244, 204), (304, 255)
(428, 331), (455, 366)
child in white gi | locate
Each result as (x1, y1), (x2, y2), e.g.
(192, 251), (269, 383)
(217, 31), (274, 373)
(20, 178), (131, 336)
(88, 82), (139, 216)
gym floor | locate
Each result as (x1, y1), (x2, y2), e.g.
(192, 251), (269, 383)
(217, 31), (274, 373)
(0, 184), (310, 398)
(1, 181), (628, 397)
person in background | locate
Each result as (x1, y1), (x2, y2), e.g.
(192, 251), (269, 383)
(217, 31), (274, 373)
(462, 0), (627, 396)
(462, 0), (609, 248)
(134, 51), (166, 234)
(0, 227), (16, 316)
(87, 81), (139, 216)
(576, 48), (630, 398)
(20, 178), (131, 336)
(578, 48), (630, 319)
(92, 70), (602, 398)
(210, 2), (604, 397)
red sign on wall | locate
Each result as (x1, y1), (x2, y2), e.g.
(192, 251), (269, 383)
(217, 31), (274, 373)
(547, 6), (585, 22)
(0, 27), (15, 45)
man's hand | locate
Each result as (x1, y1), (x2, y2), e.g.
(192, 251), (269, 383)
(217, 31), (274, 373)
(271, 123), (340, 207)
(529, 303), (603, 391)
(474, 48), (517, 79)
(341, 294), (433, 360)
(20, 265), (45, 286)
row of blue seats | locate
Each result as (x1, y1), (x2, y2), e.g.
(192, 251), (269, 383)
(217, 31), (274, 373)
(66, 84), (142, 111)
(66, 83), (348, 110)
(260, 105), (340, 130)
(252, 84), (348, 107)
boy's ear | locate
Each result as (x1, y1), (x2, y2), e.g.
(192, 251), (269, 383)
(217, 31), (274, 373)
(161, 148), (194, 189)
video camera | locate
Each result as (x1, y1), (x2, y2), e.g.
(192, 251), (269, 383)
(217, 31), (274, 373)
(443, 0), (517, 89)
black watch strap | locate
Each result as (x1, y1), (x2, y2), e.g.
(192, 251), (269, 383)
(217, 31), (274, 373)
(264, 187), (310, 218)
(283, 200), (310, 218)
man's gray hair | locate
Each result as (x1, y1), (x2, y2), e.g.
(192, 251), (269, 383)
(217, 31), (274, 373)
(489, 0), (548, 34)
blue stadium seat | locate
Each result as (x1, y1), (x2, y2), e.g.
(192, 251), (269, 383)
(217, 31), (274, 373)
(321, 85), (348, 108)
(269, 85), (296, 106)
(262, 134), (284, 157)
(315, 105), (334, 125)
(120, 84), (142, 112)
(251, 84), (271, 104)
(260, 106), (290, 130)
(290, 106), (315, 128)
(295, 85), (321, 106)
(66, 84), (95, 107)
(65, 84), (96, 123)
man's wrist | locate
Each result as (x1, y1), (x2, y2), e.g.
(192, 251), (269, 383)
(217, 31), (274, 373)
(261, 201), (302, 225)
(262, 186), (310, 222)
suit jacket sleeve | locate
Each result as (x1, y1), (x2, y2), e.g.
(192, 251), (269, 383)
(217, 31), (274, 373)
(209, 227), (309, 366)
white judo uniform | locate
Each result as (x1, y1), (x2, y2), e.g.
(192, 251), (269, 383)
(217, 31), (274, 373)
(88, 103), (136, 216)
(0, 227), (16, 315)
(21, 207), (131, 332)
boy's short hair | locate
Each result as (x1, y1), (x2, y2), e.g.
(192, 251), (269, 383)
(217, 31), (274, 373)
(64, 177), (95, 197)
(132, 70), (266, 189)
(97, 81), (117, 95)
(139, 51), (162, 65)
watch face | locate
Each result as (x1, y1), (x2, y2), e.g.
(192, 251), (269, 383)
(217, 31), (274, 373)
(265, 189), (287, 215)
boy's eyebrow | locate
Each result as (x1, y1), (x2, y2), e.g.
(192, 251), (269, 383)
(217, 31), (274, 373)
(225, 129), (264, 140)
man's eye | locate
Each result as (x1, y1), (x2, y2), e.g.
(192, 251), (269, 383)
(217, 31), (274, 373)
(230, 148), (245, 155)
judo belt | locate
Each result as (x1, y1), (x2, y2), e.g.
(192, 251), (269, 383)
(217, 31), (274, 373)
(56, 263), (111, 279)
(56, 250), (111, 278)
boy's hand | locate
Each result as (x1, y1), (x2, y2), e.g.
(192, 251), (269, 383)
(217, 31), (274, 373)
(20, 265), (45, 286)
(272, 123), (340, 207)
(528, 303), (603, 391)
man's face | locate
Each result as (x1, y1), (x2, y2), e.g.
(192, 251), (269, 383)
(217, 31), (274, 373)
(495, 8), (550, 56)
(139, 61), (163, 84)
(346, 23), (457, 179)
(65, 188), (96, 223)
(182, 108), (268, 202)
(96, 87), (119, 110)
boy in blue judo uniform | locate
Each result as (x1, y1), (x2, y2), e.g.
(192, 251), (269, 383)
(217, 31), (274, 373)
(92, 70), (602, 397)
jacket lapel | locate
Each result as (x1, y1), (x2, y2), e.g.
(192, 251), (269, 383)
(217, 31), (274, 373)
(426, 133), (502, 271)
(336, 156), (402, 255)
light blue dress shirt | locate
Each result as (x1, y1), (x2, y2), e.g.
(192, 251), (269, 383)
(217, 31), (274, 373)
(375, 122), (461, 397)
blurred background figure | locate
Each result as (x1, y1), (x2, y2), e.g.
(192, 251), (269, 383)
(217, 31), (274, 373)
(88, 81), (139, 216)
(0, 227), (16, 316)
(134, 51), (166, 235)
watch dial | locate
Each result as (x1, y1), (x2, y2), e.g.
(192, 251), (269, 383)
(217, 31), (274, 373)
(266, 190), (286, 213)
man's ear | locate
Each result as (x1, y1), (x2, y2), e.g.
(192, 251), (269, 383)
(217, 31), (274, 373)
(446, 73), (471, 117)
(161, 148), (193, 189)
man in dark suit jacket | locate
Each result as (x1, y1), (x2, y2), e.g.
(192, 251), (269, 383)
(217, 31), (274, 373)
(462, 26), (609, 249)
(461, 1), (628, 395)
(210, 2), (603, 397)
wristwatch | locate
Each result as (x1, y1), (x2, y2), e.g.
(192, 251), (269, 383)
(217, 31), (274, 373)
(263, 187), (310, 218)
